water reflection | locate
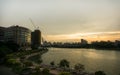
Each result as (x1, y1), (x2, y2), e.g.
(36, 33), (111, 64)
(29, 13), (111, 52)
(42, 48), (120, 75)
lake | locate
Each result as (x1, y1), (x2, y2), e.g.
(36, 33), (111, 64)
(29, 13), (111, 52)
(42, 48), (120, 75)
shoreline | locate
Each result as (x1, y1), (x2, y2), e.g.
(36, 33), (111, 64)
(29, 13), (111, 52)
(51, 47), (120, 51)
(1, 49), (48, 75)
(27, 50), (48, 64)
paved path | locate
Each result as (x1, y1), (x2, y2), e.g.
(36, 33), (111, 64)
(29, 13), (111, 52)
(25, 52), (40, 59)
(50, 69), (60, 75)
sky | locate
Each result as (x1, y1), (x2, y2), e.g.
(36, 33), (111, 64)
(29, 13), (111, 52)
(0, 0), (120, 42)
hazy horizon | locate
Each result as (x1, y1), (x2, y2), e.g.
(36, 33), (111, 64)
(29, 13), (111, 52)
(0, 0), (120, 42)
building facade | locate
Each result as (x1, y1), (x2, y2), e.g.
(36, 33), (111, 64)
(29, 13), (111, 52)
(80, 39), (88, 45)
(31, 29), (41, 49)
(5, 25), (31, 46)
(0, 27), (6, 42)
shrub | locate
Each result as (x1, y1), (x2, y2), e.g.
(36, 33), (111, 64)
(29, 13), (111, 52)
(59, 72), (71, 75)
(95, 71), (106, 75)
(23, 61), (33, 67)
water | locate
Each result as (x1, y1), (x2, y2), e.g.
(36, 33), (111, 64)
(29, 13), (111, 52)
(42, 48), (120, 75)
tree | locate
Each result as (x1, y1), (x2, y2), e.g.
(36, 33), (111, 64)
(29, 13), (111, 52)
(74, 63), (85, 72)
(6, 41), (20, 52)
(95, 71), (106, 75)
(0, 46), (12, 58)
(59, 59), (70, 68)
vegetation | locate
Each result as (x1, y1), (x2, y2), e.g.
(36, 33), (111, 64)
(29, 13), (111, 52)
(95, 71), (106, 75)
(59, 59), (70, 69)
(28, 54), (42, 64)
(42, 68), (50, 75)
(23, 61), (33, 67)
(0, 46), (12, 58)
(49, 40), (120, 50)
(0, 41), (19, 63)
(0, 41), (49, 75)
(59, 72), (71, 75)
(50, 61), (55, 66)
(31, 68), (53, 75)
(31, 66), (42, 75)
(0, 41), (114, 75)
(74, 63), (85, 72)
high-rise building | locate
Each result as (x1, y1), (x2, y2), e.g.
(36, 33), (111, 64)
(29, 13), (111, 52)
(0, 27), (6, 42)
(80, 39), (88, 45)
(5, 25), (31, 46)
(31, 29), (41, 49)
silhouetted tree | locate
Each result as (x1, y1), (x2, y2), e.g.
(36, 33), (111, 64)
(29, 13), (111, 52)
(0, 46), (12, 58)
(6, 41), (20, 52)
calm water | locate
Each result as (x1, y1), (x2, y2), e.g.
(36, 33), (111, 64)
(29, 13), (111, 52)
(42, 48), (120, 75)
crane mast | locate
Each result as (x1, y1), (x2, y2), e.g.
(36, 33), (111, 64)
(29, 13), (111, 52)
(29, 18), (47, 45)
(29, 18), (37, 29)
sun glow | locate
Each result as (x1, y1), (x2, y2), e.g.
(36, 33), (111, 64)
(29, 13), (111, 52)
(46, 31), (120, 42)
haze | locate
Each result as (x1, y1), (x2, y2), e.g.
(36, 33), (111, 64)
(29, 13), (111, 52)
(0, 0), (120, 42)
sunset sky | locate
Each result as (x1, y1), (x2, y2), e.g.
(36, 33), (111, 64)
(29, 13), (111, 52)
(0, 0), (120, 42)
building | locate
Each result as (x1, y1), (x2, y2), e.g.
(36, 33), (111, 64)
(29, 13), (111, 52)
(80, 39), (88, 45)
(5, 25), (31, 46)
(115, 40), (120, 47)
(0, 26), (6, 42)
(31, 29), (41, 49)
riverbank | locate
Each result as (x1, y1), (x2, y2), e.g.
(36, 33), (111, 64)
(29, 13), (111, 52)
(52, 46), (120, 51)
(27, 50), (47, 64)
(1, 48), (119, 75)
(41, 48), (120, 75)
(1, 49), (48, 75)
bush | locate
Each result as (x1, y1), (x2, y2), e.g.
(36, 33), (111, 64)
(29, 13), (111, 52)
(74, 63), (85, 72)
(6, 58), (21, 66)
(0, 46), (12, 58)
(50, 61), (55, 66)
(59, 59), (70, 68)
(23, 61), (33, 67)
(59, 72), (71, 75)
(12, 64), (23, 73)
(95, 71), (106, 75)
(42, 68), (50, 75)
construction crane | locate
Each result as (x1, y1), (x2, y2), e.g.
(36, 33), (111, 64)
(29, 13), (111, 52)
(29, 18), (38, 30)
(29, 18), (47, 45)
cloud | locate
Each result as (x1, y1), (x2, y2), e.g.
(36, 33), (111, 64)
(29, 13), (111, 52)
(0, 0), (120, 42)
